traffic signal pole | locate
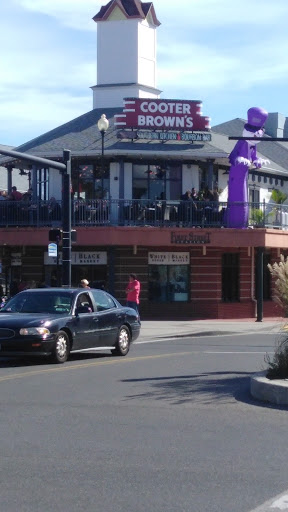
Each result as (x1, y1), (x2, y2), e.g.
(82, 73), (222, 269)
(62, 150), (71, 287)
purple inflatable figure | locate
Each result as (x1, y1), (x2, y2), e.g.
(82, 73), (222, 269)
(226, 107), (269, 228)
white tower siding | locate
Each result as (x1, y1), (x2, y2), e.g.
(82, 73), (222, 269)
(97, 20), (139, 85)
(138, 22), (156, 88)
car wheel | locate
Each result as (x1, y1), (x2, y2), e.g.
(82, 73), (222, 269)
(114, 325), (131, 356)
(53, 330), (70, 363)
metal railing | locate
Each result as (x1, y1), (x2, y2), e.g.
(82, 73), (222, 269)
(0, 199), (287, 229)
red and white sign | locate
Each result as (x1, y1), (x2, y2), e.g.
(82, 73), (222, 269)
(115, 98), (210, 131)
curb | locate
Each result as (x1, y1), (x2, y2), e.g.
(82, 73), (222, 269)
(250, 372), (288, 405)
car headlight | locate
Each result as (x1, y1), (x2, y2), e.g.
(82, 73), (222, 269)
(20, 327), (51, 336)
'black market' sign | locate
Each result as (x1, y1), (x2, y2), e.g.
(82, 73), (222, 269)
(171, 231), (211, 244)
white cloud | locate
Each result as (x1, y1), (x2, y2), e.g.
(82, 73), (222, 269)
(17, 0), (101, 30)
(1, 0), (288, 145)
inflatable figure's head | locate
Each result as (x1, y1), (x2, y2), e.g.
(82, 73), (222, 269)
(242, 107), (268, 143)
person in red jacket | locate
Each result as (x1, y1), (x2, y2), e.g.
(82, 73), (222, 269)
(10, 186), (23, 201)
(125, 273), (140, 314)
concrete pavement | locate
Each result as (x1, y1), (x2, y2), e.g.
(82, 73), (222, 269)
(137, 317), (288, 406)
(138, 317), (285, 342)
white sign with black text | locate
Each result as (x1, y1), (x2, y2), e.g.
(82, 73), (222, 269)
(148, 252), (190, 265)
(44, 251), (107, 266)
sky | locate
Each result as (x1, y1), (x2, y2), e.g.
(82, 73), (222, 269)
(1, 0), (288, 147)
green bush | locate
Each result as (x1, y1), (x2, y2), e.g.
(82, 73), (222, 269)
(250, 208), (264, 226)
(265, 332), (288, 379)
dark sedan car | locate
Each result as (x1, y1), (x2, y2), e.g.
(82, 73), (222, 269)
(0, 288), (141, 363)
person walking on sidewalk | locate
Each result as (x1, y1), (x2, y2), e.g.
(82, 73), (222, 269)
(125, 273), (141, 314)
(80, 279), (90, 289)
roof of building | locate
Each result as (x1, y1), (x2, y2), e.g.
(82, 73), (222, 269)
(1, 109), (288, 179)
(0, 107), (228, 167)
(93, 0), (161, 26)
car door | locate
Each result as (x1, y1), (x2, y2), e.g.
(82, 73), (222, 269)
(90, 290), (123, 346)
(71, 292), (100, 350)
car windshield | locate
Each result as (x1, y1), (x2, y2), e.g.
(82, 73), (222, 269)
(0, 291), (73, 314)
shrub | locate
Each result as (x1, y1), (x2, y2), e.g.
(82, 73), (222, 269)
(267, 254), (288, 316)
(265, 332), (288, 379)
(250, 208), (264, 226)
(271, 189), (287, 204)
(265, 254), (288, 378)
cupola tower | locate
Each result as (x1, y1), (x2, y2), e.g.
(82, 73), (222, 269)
(92, 0), (161, 108)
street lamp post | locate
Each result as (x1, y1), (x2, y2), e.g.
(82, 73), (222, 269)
(97, 114), (109, 175)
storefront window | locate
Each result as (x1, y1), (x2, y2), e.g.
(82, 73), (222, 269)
(72, 163), (109, 200)
(132, 164), (181, 200)
(149, 264), (189, 302)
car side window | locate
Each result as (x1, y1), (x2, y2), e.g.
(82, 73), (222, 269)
(76, 292), (94, 312)
(91, 290), (116, 312)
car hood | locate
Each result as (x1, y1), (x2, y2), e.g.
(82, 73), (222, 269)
(0, 313), (67, 328)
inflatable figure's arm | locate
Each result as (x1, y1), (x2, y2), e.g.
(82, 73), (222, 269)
(251, 146), (270, 168)
(229, 140), (250, 166)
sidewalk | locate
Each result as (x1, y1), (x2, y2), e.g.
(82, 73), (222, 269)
(138, 318), (285, 341)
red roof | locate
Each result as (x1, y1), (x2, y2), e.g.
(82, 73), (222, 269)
(93, 0), (161, 26)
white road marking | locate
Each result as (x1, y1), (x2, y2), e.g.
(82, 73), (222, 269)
(248, 490), (288, 511)
(271, 495), (288, 510)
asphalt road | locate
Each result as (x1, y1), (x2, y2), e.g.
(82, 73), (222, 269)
(0, 332), (288, 512)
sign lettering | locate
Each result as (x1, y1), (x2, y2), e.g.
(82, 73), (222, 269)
(44, 251), (107, 265)
(171, 232), (211, 244)
(117, 130), (212, 142)
(115, 98), (210, 131)
(148, 252), (190, 265)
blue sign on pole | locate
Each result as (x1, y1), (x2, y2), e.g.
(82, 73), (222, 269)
(48, 243), (58, 257)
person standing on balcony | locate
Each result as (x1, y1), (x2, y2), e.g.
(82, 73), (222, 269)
(10, 186), (23, 201)
(125, 273), (141, 314)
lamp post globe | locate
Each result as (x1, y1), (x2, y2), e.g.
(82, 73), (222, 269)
(97, 114), (109, 179)
(97, 114), (109, 134)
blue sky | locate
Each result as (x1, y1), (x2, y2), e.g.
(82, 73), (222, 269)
(1, 0), (288, 147)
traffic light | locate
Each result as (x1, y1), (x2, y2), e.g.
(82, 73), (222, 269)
(49, 229), (62, 242)
(71, 230), (77, 243)
(49, 229), (76, 242)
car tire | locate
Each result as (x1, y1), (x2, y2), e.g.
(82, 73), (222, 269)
(114, 325), (131, 356)
(53, 330), (70, 363)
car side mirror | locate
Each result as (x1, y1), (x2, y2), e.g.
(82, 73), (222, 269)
(76, 305), (91, 315)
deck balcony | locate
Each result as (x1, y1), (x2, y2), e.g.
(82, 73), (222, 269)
(0, 199), (286, 230)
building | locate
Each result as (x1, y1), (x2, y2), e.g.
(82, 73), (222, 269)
(0, 0), (288, 319)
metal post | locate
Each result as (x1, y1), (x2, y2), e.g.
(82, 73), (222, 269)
(101, 130), (104, 169)
(207, 159), (214, 190)
(7, 166), (12, 195)
(62, 150), (71, 287)
(108, 246), (115, 295)
(256, 247), (264, 322)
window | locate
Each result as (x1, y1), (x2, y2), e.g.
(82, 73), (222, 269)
(72, 163), (109, 200)
(132, 164), (182, 200)
(148, 265), (189, 302)
(91, 290), (116, 311)
(37, 168), (49, 200)
(249, 187), (260, 204)
(76, 292), (93, 311)
(222, 253), (239, 302)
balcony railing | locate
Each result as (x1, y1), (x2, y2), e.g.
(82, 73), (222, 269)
(0, 199), (287, 230)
